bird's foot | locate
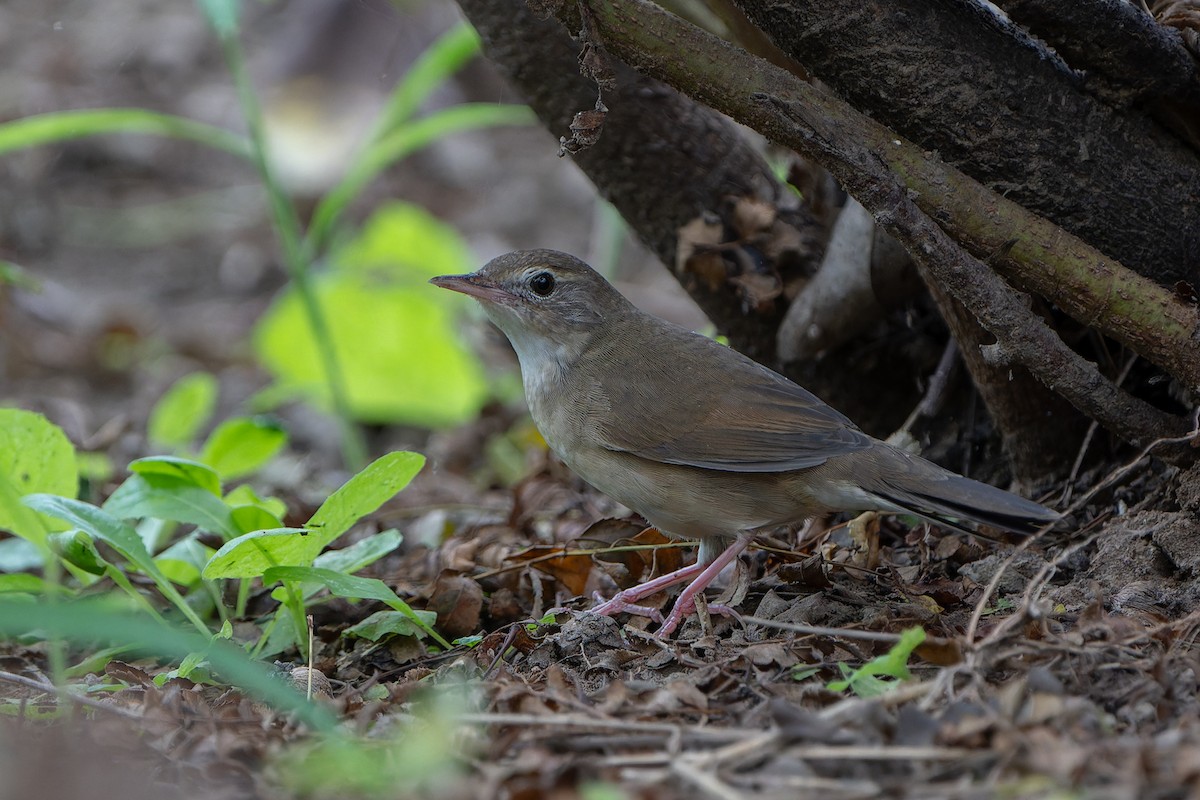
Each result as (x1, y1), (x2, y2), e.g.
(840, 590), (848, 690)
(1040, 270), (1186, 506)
(589, 592), (664, 623)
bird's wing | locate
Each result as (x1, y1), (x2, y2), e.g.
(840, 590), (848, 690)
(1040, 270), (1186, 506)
(580, 321), (875, 473)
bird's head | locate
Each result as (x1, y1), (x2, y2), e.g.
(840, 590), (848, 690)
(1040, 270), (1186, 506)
(430, 249), (631, 361)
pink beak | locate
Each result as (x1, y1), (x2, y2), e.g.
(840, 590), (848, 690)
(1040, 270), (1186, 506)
(429, 273), (515, 305)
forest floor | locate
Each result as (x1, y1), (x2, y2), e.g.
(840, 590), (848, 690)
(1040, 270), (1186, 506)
(2, 1), (1199, 798)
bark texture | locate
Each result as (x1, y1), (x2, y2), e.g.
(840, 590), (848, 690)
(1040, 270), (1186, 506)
(457, 0), (822, 362)
(735, 0), (1200, 287)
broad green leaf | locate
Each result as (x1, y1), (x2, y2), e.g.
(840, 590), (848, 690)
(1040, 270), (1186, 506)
(48, 530), (110, 575)
(198, 417), (287, 479)
(148, 373), (218, 448)
(262, 566), (448, 648)
(129, 456), (222, 495)
(255, 273), (487, 426)
(307, 451), (424, 541)
(224, 484), (287, 519)
(230, 504), (285, 535)
(156, 536), (215, 586)
(313, 529), (403, 574)
(202, 528), (316, 579)
(0, 109), (248, 158)
(333, 203), (475, 283)
(0, 409), (78, 541)
(104, 473), (238, 539)
(22, 495), (209, 634)
(344, 609), (435, 642)
(0, 574), (52, 594)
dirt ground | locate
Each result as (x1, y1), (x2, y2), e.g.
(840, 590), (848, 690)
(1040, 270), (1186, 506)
(2, 1), (1199, 798)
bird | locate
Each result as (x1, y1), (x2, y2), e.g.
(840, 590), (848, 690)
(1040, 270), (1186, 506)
(431, 249), (1059, 635)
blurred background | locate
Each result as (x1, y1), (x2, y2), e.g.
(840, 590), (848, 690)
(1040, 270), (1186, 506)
(0, 0), (708, 477)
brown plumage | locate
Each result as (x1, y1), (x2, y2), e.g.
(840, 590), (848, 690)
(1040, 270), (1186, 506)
(432, 249), (1058, 635)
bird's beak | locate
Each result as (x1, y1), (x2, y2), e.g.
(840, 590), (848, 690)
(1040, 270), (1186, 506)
(429, 273), (515, 306)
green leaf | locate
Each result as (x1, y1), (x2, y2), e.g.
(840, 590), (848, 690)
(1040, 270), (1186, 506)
(344, 609), (436, 642)
(201, 528), (316, 579)
(22, 495), (210, 634)
(307, 451), (425, 540)
(224, 484), (287, 518)
(262, 566), (449, 648)
(48, 530), (110, 575)
(103, 473), (238, 539)
(0, 109), (249, 159)
(129, 456), (222, 494)
(259, 202), (491, 427)
(826, 627), (926, 696)
(312, 529), (403, 575)
(155, 536), (216, 586)
(0, 574), (53, 594)
(148, 373), (218, 449)
(198, 417), (287, 479)
(0, 409), (78, 542)
(230, 504), (285, 535)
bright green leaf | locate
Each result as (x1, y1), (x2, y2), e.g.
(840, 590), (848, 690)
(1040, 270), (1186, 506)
(262, 565), (448, 648)
(254, 273), (487, 427)
(198, 416), (287, 479)
(313, 529), (403, 574)
(202, 527), (316, 579)
(103, 473), (238, 539)
(224, 484), (287, 519)
(230, 504), (285, 535)
(148, 373), (218, 449)
(129, 456), (222, 495)
(0, 574), (53, 594)
(307, 451), (424, 541)
(0, 409), (78, 541)
(22, 495), (210, 634)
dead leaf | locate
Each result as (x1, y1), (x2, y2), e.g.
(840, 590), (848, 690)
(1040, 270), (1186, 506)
(510, 545), (594, 596)
(428, 571), (484, 639)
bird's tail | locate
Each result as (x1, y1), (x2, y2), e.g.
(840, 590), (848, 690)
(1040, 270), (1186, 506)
(860, 450), (1059, 536)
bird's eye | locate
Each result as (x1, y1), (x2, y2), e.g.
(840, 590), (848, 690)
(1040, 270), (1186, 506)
(528, 271), (556, 297)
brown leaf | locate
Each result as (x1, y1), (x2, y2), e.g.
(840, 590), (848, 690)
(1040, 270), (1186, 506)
(587, 522), (684, 582)
(427, 571), (484, 639)
(105, 660), (155, 688)
(510, 545), (594, 596)
(915, 635), (963, 666)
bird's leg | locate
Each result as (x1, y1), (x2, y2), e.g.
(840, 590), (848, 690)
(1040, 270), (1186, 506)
(657, 532), (754, 636)
(589, 560), (709, 623)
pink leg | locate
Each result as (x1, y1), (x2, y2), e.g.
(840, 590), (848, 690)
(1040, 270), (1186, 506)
(589, 561), (708, 622)
(589, 532), (754, 636)
(657, 533), (753, 636)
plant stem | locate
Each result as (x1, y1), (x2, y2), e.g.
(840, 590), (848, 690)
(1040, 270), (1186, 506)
(216, 32), (368, 470)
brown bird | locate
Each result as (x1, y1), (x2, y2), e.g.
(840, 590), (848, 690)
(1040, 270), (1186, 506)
(431, 250), (1058, 635)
